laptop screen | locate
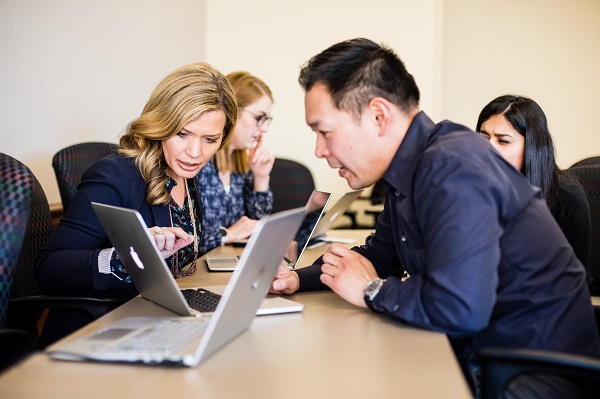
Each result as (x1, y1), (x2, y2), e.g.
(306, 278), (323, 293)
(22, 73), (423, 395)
(287, 190), (331, 268)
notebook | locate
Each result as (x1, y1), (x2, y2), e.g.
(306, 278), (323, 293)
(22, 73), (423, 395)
(206, 190), (332, 271)
(308, 190), (363, 245)
(48, 204), (305, 367)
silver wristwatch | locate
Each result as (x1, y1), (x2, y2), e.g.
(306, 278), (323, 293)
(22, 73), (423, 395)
(364, 278), (386, 311)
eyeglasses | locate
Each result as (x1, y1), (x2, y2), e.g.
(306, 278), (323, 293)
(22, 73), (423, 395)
(243, 109), (273, 127)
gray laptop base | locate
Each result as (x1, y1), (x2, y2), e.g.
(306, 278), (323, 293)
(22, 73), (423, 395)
(48, 204), (305, 367)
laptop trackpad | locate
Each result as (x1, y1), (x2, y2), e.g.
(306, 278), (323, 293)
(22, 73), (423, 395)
(205, 255), (239, 271)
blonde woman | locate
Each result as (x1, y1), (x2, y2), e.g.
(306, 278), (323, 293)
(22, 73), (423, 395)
(36, 62), (237, 344)
(197, 71), (275, 252)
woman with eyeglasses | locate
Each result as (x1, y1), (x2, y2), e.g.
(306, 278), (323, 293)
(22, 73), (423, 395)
(197, 71), (275, 252)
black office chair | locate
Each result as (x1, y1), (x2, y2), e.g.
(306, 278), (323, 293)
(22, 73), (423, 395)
(0, 153), (37, 370)
(479, 348), (600, 399)
(344, 179), (386, 229)
(270, 158), (315, 213)
(52, 142), (117, 212)
(1, 153), (119, 349)
(568, 165), (600, 286)
(570, 156), (600, 169)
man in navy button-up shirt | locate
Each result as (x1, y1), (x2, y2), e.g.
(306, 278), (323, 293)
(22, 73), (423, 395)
(270, 38), (600, 395)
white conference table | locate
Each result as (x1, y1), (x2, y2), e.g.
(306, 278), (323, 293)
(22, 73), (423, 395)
(0, 230), (472, 399)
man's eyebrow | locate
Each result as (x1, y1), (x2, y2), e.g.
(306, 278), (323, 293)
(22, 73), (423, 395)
(307, 121), (320, 129)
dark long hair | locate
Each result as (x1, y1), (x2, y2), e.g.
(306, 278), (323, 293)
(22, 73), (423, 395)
(476, 95), (561, 208)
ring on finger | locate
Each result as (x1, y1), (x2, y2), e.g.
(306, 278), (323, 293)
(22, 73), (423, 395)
(154, 227), (163, 235)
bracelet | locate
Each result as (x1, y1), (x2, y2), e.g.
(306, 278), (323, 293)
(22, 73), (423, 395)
(219, 226), (230, 246)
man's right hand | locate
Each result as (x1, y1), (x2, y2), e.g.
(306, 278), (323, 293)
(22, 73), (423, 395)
(270, 264), (300, 294)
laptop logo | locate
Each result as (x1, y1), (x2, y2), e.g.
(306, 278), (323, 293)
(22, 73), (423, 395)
(252, 267), (267, 289)
(130, 246), (145, 269)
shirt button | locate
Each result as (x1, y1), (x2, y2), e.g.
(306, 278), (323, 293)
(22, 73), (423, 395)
(395, 191), (400, 196)
(393, 305), (400, 312)
(401, 236), (407, 242)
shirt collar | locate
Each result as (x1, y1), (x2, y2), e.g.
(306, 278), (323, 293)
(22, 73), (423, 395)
(383, 111), (435, 196)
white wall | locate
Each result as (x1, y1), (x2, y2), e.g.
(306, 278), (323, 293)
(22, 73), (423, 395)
(0, 0), (206, 204)
(442, 0), (600, 168)
(2, 0), (599, 205)
(204, 0), (442, 201)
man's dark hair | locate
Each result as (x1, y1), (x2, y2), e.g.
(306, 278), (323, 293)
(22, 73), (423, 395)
(298, 38), (420, 119)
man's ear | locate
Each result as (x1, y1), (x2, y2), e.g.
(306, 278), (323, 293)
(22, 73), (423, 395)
(367, 97), (391, 137)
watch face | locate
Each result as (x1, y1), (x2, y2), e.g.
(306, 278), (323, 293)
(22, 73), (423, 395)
(365, 278), (383, 298)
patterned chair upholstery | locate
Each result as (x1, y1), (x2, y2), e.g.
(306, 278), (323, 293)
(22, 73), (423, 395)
(0, 153), (39, 369)
(52, 142), (116, 212)
(270, 158), (315, 213)
(570, 156), (600, 169)
(2, 152), (119, 349)
(568, 165), (600, 284)
(0, 153), (35, 326)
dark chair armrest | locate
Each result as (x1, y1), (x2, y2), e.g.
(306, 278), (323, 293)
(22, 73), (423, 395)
(11, 295), (119, 307)
(9, 295), (120, 323)
(479, 347), (600, 399)
(0, 328), (37, 371)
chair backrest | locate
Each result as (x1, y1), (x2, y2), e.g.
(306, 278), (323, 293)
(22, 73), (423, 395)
(270, 158), (315, 213)
(570, 156), (600, 169)
(0, 154), (53, 321)
(52, 142), (117, 211)
(0, 154), (33, 326)
(568, 165), (600, 282)
(479, 348), (600, 399)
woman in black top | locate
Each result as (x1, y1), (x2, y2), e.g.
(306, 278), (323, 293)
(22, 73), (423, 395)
(476, 95), (592, 275)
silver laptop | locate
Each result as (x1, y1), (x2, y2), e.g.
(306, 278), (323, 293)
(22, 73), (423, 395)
(308, 190), (363, 244)
(206, 190), (332, 271)
(48, 205), (305, 367)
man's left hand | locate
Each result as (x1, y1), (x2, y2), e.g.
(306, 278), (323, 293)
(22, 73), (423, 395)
(319, 243), (379, 308)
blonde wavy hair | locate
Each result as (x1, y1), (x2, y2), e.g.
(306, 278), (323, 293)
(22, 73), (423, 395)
(214, 71), (273, 174)
(119, 62), (238, 205)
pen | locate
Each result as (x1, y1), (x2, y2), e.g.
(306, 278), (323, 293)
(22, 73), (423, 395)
(283, 256), (295, 269)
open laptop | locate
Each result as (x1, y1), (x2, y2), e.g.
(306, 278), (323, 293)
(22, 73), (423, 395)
(308, 190), (363, 245)
(283, 190), (331, 269)
(91, 202), (304, 316)
(48, 204), (305, 367)
(206, 190), (332, 271)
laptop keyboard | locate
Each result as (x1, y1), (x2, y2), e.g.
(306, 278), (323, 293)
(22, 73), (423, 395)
(181, 288), (222, 313)
(111, 318), (209, 354)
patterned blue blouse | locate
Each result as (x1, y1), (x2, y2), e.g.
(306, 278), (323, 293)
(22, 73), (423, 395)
(109, 177), (201, 282)
(197, 160), (273, 253)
